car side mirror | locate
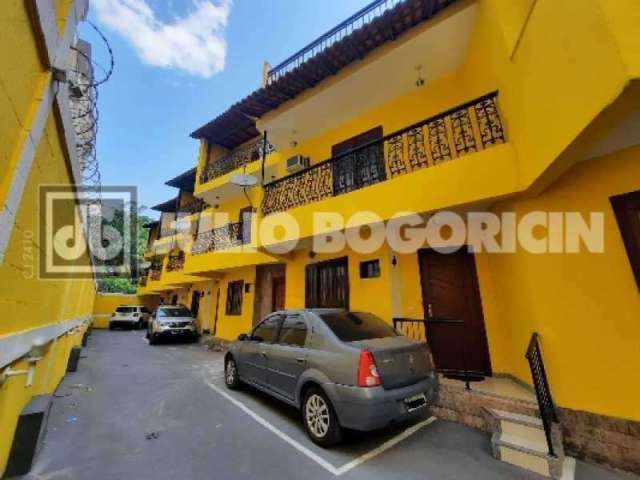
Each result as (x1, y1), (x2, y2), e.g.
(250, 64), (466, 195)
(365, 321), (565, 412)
(237, 333), (249, 341)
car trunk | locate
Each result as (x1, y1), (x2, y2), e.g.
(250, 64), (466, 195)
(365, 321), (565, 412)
(352, 337), (432, 390)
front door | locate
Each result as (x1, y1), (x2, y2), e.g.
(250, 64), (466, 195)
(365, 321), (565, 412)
(418, 249), (492, 375)
(272, 276), (285, 312)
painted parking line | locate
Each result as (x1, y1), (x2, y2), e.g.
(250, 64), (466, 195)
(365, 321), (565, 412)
(204, 378), (436, 476)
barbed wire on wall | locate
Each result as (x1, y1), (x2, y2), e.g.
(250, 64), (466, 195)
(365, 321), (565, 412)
(66, 20), (115, 204)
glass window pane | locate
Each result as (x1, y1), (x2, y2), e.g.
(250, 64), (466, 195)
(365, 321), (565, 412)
(278, 316), (307, 347)
(252, 316), (281, 343)
(318, 311), (397, 342)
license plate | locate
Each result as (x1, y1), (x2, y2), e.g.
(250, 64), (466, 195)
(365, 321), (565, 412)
(171, 330), (182, 335)
(404, 393), (427, 412)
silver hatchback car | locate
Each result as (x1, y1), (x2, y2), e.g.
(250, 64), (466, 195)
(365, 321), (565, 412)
(225, 309), (438, 446)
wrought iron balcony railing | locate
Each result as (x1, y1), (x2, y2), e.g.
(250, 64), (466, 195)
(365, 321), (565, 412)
(267, 0), (403, 84)
(261, 92), (505, 215)
(166, 251), (185, 272)
(150, 268), (162, 281)
(191, 221), (250, 255)
(200, 138), (275, 185)
(178, 198), (206, 215)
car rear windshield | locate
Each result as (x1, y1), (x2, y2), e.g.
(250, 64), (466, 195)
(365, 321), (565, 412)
(318, 311), (398, 342)
(158, 307), (192, 318)
(115, 307), (136, 313)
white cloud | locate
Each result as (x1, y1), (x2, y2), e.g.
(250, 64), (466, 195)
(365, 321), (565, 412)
(93, 0), (231, 77)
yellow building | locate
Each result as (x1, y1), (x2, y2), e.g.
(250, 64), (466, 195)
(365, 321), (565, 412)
(139, 0), (640, 474)
(0, 0), (98, 476)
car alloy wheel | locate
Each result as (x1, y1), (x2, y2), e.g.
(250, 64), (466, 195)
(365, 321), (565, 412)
(305, 394), (330, 438)
(225, 358), (240, 390)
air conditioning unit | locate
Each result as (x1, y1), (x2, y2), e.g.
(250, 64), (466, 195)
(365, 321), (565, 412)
(285, 155), (309, 173)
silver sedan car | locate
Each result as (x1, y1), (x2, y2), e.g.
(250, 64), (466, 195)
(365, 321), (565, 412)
(224, 309), (438, 446)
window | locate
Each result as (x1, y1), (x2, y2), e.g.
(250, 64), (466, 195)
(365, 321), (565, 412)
(278, 315), (308, 347)
(252, 315), (282, 343)
(318, 311), (398, 342)
(359, 259), (380, 279)
(305, 257), (349, 309)
(332, 126), (385, 195)
(226, 280), (244, 315)
(611, 190), (640, 289)
(158, 307), (192, 317)
(115, 306), (136, 313)
(141, 307), (151, 314)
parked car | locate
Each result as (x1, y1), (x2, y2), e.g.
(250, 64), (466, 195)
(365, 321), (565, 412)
(147, 305), (198, 345)
(224, 309), (438, 447)
(109, 305), (151, 330)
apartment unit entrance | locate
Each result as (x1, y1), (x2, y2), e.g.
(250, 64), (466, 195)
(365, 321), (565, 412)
(253, 264), (287, 325)
(418, 249), (491, 376)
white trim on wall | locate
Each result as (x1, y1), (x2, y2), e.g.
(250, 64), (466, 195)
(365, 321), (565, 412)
(0, 315), (91, 369)
(0, 0), (87, 264)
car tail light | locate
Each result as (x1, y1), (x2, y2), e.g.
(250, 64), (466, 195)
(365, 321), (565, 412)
(357, 350), (381, 387)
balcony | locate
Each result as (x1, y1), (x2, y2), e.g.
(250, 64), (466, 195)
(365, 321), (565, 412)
(166, 251), (185, 272)
(185, 220), (278, 275)
(177, 198), (206, 215)
(266, 0), (456, 85)
(262, 92), (505, 215)
(200, 138), (275, 185)
(191, 221), (249, 255)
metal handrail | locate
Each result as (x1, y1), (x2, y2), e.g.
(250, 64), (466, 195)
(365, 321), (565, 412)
(267, 0), (402, 84)
(526, 332), (558, 457)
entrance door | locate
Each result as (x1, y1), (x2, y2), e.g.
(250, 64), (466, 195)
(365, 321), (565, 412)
(418, 249), (491, 375)
(272, 276), (285, 312)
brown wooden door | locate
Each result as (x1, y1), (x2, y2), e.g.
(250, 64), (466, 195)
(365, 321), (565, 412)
(272, 277), (285, 312)
(418, 249), (492, 375)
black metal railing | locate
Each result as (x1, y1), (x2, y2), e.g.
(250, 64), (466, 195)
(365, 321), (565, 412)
(526, 332), (558, 457)
(267, 0), (403, 84)
(200, 138), (275, 184)
(262, 92), (505, 215)
(393, 318), (427, 343)
(149, 268), (161, 281)
(191, 221), (250, 255)
(166, 251), (185, 272)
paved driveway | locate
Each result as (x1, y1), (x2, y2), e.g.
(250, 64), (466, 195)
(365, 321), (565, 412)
(20, 330), (624, 480)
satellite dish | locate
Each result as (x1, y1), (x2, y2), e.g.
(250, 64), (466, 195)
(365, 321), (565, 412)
(230, 174), (258, 187)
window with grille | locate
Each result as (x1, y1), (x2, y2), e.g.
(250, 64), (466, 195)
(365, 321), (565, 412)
(226, 280), (244, 315)
(305, 257), (349, 309)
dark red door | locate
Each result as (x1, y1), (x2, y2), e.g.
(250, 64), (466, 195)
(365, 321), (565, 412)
(418, 249), (492, 375)
(272, 277), (285, 312)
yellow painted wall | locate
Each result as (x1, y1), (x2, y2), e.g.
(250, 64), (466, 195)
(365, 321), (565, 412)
(476, 146), (640, 421)
(0, 2), (48, 205)
(214, 266), (256, 341)
(284, 246), (395, 323)
(92, 293), (160, 328)
(0, 3), (97, 475)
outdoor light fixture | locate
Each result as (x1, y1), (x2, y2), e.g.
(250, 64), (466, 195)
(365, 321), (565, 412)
(415, 65), (425, 87)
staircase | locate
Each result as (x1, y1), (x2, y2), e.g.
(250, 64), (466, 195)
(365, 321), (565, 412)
(484, 408), (565, 478)
(483, 333), (569, 479)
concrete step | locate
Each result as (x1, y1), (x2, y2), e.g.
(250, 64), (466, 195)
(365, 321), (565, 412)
(484, 408), (565, 479)
(491, 408), (548, 446)
(494, 432), (554, 477)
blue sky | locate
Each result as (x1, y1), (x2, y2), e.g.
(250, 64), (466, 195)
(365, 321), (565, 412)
(80, 0), (371, 219)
